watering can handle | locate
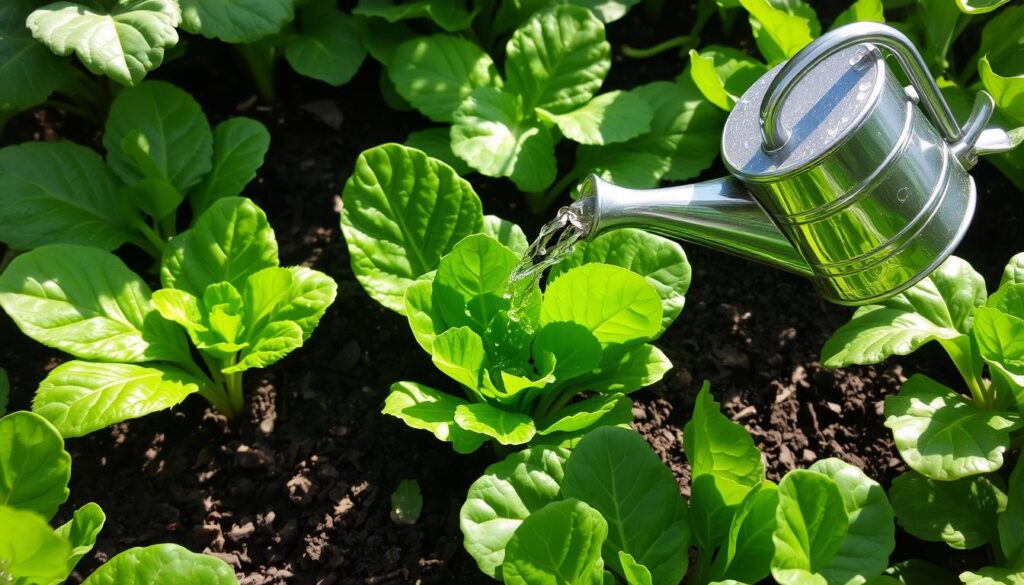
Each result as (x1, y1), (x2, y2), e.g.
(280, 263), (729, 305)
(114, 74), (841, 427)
(759, 22), (962, 153)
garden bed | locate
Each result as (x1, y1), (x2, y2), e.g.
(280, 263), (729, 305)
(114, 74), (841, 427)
(1, 1), (1022, 584)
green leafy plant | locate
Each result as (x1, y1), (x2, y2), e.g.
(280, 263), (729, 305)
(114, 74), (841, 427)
(340, 143), (690, 452)
(0, 197), (336, 434)
(0, 80), (270, 261)
(459, 383), (896, 584)
(0, 410), (236, 584)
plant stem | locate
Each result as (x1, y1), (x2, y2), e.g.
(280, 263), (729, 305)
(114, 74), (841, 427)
(158, 211), (177, 241)
(622, 35), (696, 59)
(131, 220), (167, 257)
(237, 42), (279, 102)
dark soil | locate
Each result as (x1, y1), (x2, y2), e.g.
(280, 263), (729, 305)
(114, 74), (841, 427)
(2, 2), (1022, 584)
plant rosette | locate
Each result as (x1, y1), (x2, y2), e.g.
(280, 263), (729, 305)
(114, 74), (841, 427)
(0, 197), (336, 437)
(458, 383), (896, 585)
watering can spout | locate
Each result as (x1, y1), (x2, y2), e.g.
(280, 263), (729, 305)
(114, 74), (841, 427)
(572, 175), (815, 277)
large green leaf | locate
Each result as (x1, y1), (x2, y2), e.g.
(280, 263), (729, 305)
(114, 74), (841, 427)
(884, 375), (1019, 480)
(433, 234), (519, 333)
(189, 117), (271, 216)
(563, 426), (691, 585)
(162, 197), (279, 298)
(502, 499), (608, 585)
(404, 127), (472, 175)
(104, 80), (213, 193)
(0, 245), (188, 363)
(382, 381), (486, 453)
(684, 383), (765, 551)
(710, 484), (779, 584)
(82, 543), (238, 584)
(179, 0), (294, 43)
(739, 0), (819, 65)
(535, 394), (632, 436)
(890, 471), (1006, 550)
(54, 502), (106, 581)
(354, 0), (475, 33)
(0, 505), (72, 584)
(285, 0), (367, 86)
(541, 264), (662, 346)
(0, 0), (69, 117)
(0, 411), (70, 519)
(454, 403), (537, 445)
(451, 86), (557, 192)
(977, 6), (1023, 124)
(822, 256), (987, 367)
(340, 144), (483, 313)
(831, 0), (884, 28)
(550, 228), (690, 336)
(461, 445), (571, 579)
(28, 0), (180, 86)
(974, 307), (1024, 400)
(504, 5), (610, 114)
(536, 90), (653, 145)
(430, 326), (487, 391)
(1001, 459), (1024, 561)
(1002, 253), (1024, 289)
(575, 79), (724, 188)
(483, 215), (529, 255)
(688, 45), (767, 111)
(389, 34), (502, 123)
(0, 142), (136, 251)
(771, 470), (847, 584)
(809, 459), (895, 585)
(960, 566), (1024, 585)
(34, 361), (204, 438)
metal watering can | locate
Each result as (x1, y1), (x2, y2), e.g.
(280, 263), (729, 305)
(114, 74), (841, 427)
(570, 22), (1016, 305)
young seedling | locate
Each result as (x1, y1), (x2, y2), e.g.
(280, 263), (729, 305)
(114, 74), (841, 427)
(0, 197), (336, 435)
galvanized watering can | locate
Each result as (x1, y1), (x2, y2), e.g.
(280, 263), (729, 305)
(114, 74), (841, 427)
(571, 22), (1016, 305)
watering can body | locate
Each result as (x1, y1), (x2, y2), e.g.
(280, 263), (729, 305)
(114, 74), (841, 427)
(574, 23), (1015, 305)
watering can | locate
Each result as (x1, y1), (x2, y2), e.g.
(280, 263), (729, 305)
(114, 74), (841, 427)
(570, 22), (1016, 305)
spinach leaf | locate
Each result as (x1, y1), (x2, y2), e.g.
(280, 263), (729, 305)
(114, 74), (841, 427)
(502, 499), (608, 585)
(82, 543), (237, 584)
(0, 411), (70, 519)
(890, 471), (1006, 550)
(0, 505), (72, 584)
(178, 0), (294, 43)
(285, 0), (367, 86)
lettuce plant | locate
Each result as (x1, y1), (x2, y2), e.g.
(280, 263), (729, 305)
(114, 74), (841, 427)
(340, 144), (690, 451)
(0, 197), (336, 435)
(459, 384), (896, 584)
(0, 80), (269, 261)
(0, 410), (236, 584)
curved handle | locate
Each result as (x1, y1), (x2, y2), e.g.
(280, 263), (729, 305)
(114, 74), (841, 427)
(760, 22), (962, 152)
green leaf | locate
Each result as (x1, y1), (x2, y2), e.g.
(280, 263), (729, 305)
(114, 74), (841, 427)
(504, 5), (610, 114)
(536, 394), (632, 435)
(502, 499), (608, 585)
(382, 381), (486, 453)
(0, 505), (72, 584)
(82, 543), (238, 584)
(618, 552), (653, 585)
(809, 458), (895, 584)
(688, 45), (768, 111)
(54, 502), (106, 580)
(739, 0), (820, 65)
(431, 326), (487, 391)
(461, 445), (570, 579)
(405, 277), (445, 352)
(890, 471), (1006, 550)
(285, 0), (367, 86)
(550, 228), (690, 333)
(832, 0), (884, 28)
(974, 307), (1024, 398)
(541, 264), (662, 346)
(162, 197), (279, 298)
(354, 0), (475, 31)
(710, 484), (779, 584)
(771, 470), (847, 583)
(0, 142), (136, 251)
(536, 90), (653, 145)
(104, 80), (213, 193)
(532, 321), (604, 382)
(455, 403), (536, 445)
(389, 34), (502, 123)
(573, 0), (640, 22)
(340, 143), (484, 313)
(483, 216), (529, 255)
(955, 0), (1011, 14)
(559, 343), (672, 395)
(563, 426), (691, 585)
(122, 178), (182, 222)
(28, 0), (180, 86)
(1001, 460), (1024, 561)
(34, 361), (203, 438)
(404, 127), (472, 175)
(960, 567), (1024, 585)
(684, 382), (765, 551)
(0, 0), (69, 117)
(822, 256), (987, 367)
(0, 411), (70, 519)
(0, 244), (188, 363)
(885, 559), (959, 585)
(189, 117), (271, 216)
(390, 479), (422, 525)
(434, 234), (519, 332)
(576, 79), (724, 188)
(179, 0), (294, 43)
(451, 86), (557, 192)
(979, 56), (1024, 125)
(884, 375), (1019, 480)
(1001, 254), (1024, 289)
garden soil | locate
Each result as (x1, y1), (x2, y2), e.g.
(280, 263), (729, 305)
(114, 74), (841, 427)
(1, 3), (1020, 583)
